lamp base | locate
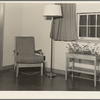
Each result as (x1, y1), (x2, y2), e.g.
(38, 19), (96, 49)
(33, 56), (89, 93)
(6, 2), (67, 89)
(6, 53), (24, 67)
(46, 72), (56, 79)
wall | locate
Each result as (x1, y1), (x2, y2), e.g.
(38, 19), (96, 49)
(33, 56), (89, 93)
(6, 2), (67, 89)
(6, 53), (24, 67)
(3, 3), (23, 66)
(21, 3), (100, 71)
(74, 3), (100, 69)
(0, 4), (5, 69)
(22, 3), (52, 68)
(2, 3), (100, 71)
(76, 3), (100, 13)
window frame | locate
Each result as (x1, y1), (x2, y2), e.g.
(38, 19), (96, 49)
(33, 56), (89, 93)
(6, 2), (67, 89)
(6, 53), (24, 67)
(77, 12), (100, 41)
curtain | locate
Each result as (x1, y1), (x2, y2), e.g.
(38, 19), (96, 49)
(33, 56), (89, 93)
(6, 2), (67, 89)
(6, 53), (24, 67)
(50, 3), (78, 41)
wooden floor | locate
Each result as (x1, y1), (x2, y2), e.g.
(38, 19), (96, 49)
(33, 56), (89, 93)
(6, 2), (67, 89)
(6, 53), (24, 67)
(0, 68), (100, 91)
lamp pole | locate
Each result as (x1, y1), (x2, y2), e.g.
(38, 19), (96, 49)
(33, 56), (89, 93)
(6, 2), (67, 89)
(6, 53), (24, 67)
(46, 17), (56, 79)
(43, 4), (62, 79)
(50, 17), (53, 73)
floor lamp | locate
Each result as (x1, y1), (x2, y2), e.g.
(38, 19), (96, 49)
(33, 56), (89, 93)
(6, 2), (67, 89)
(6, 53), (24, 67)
(43, 4), (62, 79)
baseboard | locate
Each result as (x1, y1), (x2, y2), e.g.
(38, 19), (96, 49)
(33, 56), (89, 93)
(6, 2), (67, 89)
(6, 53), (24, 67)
(1, 65), (99, 81)
(1, 66), (99, 81)
(0, 65), (64, 74)
(1, 65), (14, 70)
(45, 67), (100, 81)
(45, 67), (65, 75)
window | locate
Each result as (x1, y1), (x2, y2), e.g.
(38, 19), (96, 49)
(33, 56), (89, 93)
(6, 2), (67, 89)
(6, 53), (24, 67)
(78, 13), (100, 40)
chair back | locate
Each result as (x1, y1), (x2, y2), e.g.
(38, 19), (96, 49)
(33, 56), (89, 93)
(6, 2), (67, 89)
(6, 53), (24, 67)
(16, 37), (35, 56)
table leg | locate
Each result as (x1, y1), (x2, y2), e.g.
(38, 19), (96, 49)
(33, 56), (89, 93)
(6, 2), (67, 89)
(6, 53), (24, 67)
(65, 56), (69, 80)
(94, 59), (96, 87)
(98, 61), (100, 82)
(72, 58), (75, 79)
(16, 63), (19, 78)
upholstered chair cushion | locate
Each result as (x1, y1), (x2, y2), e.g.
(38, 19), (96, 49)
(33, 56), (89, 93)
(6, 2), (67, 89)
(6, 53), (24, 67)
(16, 55), (44, 64)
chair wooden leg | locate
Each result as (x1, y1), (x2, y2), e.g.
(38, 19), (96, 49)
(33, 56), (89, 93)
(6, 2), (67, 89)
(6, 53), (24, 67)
(41, 63), (43, 76)
(16, 63), (19, 77)
(14, 56), (16, 71)
(14, 62), (16, 71)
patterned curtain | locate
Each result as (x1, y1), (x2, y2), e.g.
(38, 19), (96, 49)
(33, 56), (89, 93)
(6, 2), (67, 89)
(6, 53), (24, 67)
(50, 3), (78, 41)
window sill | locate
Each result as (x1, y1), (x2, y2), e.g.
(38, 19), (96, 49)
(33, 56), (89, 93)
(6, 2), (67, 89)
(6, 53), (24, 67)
(77, 39), (100, 43)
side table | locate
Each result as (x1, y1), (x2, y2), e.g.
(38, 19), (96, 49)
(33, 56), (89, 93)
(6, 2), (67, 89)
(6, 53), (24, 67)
(65, 53), (100, 87)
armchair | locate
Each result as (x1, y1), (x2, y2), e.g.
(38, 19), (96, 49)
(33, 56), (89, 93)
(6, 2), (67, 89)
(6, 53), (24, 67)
(14, 36), (45, 77)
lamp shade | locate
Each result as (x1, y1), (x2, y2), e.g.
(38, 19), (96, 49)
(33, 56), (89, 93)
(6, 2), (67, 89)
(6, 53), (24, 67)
(43, 4), (62, 17)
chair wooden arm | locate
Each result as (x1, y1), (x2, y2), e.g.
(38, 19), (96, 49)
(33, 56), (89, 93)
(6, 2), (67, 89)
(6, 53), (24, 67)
(35, 49), (43, 55)
(35, 49), (45, 60)
(13, 49), (18, 55)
